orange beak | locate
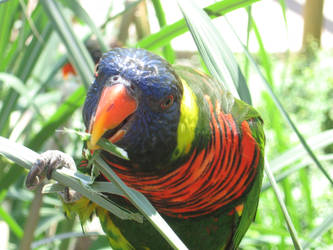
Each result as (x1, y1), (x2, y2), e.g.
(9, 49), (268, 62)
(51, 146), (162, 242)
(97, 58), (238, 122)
(87, 84), (137, 149)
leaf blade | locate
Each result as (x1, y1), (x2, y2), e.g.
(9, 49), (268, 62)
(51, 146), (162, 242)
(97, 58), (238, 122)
(176, 0), (252, 103)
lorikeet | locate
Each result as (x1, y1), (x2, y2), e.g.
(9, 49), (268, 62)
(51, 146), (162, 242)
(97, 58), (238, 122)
(27, 48), (265, 249)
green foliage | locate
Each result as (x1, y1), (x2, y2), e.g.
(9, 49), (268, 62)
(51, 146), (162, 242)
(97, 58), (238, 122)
(0, 0), (332, 249)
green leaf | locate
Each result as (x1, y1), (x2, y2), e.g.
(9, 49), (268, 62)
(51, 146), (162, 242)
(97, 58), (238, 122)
(91, 182), (126, 197)
(60, 129), (129, 160)
(41, 0), (94, 89)
(59, 0), (108, 52)
(97, 138), (129, 161)
(270, 129), (333, 172)
(99, 0), (141, 31)
(138, 0), (260, 51)
(277, 0), (288, 26)
(0, 0), (19, 65)
(0, 165), (24, 191)
(31, 231), (102, 248)
(151, 0), (175, 63)
(262, 157), (312, 191)
(0, 9), (52, 135)
(264, 161), (303, 250)
(246, 12), (274, 85)
(303, 212), (333, 249)
(0, 205), (23, 238)
(0, 73), (30, 96)
(0, 136), (143, 223)
(176, 0), (252, 104)
(224, 18), (333, 187)
(62, 128), (91, 141)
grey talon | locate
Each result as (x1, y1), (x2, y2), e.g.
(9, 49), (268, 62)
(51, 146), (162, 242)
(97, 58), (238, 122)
(25, 150), (81, 203)
(25, 150), (76, 189)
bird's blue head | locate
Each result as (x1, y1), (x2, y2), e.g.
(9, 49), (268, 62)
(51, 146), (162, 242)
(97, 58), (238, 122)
(83, 48), (183, 171)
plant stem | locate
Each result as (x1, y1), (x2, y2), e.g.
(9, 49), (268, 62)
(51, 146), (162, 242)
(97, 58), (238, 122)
(19, 184), (44, 250)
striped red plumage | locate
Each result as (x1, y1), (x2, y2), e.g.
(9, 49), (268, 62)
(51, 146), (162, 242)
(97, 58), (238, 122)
(103, 94), (260, 219)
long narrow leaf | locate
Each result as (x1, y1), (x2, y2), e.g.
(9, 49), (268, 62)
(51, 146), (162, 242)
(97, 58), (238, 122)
(31, 231), (102, 248)
(303, 212), (333, 249)
(41, 0), (94, 89)
(0, 73), (30, 97)
(176, 0), (252, 104)
(270, 129), (333, 172)
(59, 0), (108, 52)
(151, 0), (175, 63)
(0, 14), (52, 134)
(138, 0), (260, 51)
(99, 0), (141, 31)
(0, 206), (23, 238)
(224, 19), (333, 186)
(0, 0), (19, 63)
(262, 154), (333, 191)
(247, 12), (274, 85)
(277, 0), (288, 26)
(0, 136), (143, 223)
(264, 161), (303, 250)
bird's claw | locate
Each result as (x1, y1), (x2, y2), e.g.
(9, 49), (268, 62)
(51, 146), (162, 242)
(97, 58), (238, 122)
(26, 150), (76, 189)
(61, 187), (82, 203)
(25, 150), (81, 203)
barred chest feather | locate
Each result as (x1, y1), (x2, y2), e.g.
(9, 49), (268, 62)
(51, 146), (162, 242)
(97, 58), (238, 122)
(102, 94), (261, 219)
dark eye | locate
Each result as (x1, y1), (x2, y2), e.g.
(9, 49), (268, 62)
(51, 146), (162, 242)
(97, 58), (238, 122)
(160, 95), (174, 110)
(110, 75), (120, 83)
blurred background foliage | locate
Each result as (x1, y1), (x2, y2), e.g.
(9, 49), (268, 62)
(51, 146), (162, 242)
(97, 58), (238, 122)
(0, 0), (332, 249)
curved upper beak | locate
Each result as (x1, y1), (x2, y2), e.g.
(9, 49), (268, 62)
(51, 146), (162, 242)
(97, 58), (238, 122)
(87, 82), (137, 150)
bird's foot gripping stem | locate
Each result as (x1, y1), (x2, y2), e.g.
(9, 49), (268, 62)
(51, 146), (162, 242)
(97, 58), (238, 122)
(25, 150), (81, 203)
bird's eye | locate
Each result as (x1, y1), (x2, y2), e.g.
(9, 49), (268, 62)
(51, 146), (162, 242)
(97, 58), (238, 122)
(110, 75), (120, 83)
(160, 95), (174, 110)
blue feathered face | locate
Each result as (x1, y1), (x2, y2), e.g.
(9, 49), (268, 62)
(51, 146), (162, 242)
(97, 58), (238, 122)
(83, 48), (183, 169)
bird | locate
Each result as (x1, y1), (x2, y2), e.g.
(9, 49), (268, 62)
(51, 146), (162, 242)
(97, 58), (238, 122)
(26, 48), (265, 249)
